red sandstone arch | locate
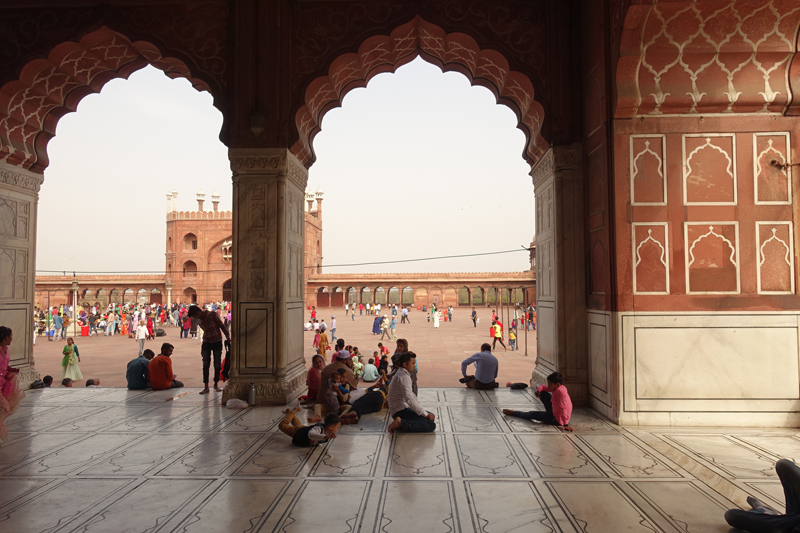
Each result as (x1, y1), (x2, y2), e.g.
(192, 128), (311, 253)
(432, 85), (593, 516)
(616, 1), (800, 117)
(292, 16), (548, 168)
(0, 26), (214, 172)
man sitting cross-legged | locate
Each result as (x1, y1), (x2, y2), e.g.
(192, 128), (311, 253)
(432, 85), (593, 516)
(126, 349), (154, 390)
(502, 371), (573, 432)
(724, 459), (800, 532)
(387, 352), (436, 434)
(148, 343), (184, 390)
(459, 343), (499, 390)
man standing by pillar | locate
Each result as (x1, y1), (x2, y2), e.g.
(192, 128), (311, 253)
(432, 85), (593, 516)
(187, 306), (231, 394)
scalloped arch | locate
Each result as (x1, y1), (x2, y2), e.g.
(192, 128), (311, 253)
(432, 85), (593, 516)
(0, 26), (215, 172)
(291, 16), (548, 168)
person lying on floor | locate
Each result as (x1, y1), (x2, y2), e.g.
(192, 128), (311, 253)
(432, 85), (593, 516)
(278, 405), (341, 447)
(502, 371), (574, 432)
(725, 459), (800, 532)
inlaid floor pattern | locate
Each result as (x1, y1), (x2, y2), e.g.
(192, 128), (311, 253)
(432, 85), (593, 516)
(1, 387), (796, 532)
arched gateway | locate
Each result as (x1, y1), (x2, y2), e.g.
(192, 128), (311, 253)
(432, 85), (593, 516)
(2, 1), (800, 426)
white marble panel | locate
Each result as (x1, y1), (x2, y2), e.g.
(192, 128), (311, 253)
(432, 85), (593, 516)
(5, 405), (105, 432)
(378, 481), (459, 533)
(156, 433), (260, 476)
(441, 388), (486, 403)
(106, 406), (196, 432)
(548, 481), (660, 532)
(516, 434), (606, 478)
(479, 388), (533, 404)
(177, 480), (289, 532)
(576, 434), (682, 478)
(8, 432), (146, 476)
(448, 406), (502, 433)
(0, 478), (52, 508)
(337, 409), (387, 434)
(416, 389), (441, 404)
(665, 435), (779, 478)
(4, 404), (58, 422)
(455, 434), (527, 477)
(0, 478), (131, 533)
(310, 433), (383, 477)
(73, 479), (210, 533)
(161, 405), (245, 432)
(734, 435), (800, 463)
(465, 481), (558, 532)
(274, 480), (371, 532)
(218, 406), (286, 432)
(631, 481), (733, 532)
(0, 432), (84, 472)
(386, 434), (449, 477)
(77, 432), (201, 476)
(49, 405), (157, 433)
(233, 433), (319, 477)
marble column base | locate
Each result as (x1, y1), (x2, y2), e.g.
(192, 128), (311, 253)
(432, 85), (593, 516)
(222, 365), (307, 405)
(17, 363), (40, 389)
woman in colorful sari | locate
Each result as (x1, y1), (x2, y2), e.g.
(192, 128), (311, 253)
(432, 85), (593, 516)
(0, 326), (24, 441)
(120, 313), (129, 336)
(61, 337), (83, 382)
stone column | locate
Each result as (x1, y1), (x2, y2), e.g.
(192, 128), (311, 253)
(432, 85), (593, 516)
(222, 149), (308, 405)
(530, 145), (588, 404)
(0, 163), (43, 387)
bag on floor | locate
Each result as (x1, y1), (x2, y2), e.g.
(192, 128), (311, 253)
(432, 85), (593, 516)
(155, 328), (166, 337)
(226, 398), (248, 409)
(507, 382), (528, 390)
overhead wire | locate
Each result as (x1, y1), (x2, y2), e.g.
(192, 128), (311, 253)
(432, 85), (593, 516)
(35, 246), (532, 275)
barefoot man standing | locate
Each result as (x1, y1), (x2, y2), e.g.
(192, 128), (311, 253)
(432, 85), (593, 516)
(187, 306), (231, 395)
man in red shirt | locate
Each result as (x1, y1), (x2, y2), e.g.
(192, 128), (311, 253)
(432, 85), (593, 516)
(148, 343), (183, 390)
(187, 305), (231, 395)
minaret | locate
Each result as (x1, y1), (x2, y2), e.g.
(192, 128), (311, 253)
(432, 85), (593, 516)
(306, 191), (314, 213)
(211, 191), (220, 212)
(167, 191), (173, 213)
(315, 186), (324, 221)
(196, 189), (205, 211)
(171, 189), (178, 211)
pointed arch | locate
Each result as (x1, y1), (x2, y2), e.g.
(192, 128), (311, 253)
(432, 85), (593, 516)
(292, 15), (548, 168)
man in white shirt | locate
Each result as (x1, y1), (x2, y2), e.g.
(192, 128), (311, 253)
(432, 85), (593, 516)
(387, 352), (436, 433)
(136, 322), (148, 356)
(330, 315), (337, 342)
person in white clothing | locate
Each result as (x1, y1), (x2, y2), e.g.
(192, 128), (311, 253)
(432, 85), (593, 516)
(387, 352), (436, 433)
(135, 323), (148, 356)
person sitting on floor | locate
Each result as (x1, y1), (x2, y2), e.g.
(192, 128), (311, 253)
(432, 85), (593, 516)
(724, 459), (800, 532)
(502, 371), (573, 432)
(303, 354), (325, 405)
(459, 343), (499, 389)
(309, 369), (358, 424)
(362, 358), (379, 382)
(352, 356), (364, 379)
(42, 375), (53, 387)
(148, 343), (184, 390)
(85, 378), (100, 388)
(387, 352), (436, 434)
(126, 349), (154, 390)
(61, 378), (72, 387)
(278, 404), (341, 447)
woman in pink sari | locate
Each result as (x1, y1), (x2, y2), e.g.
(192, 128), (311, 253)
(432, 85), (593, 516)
(0, 326), (24, 441)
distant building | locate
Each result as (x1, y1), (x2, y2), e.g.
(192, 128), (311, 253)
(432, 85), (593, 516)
(35, 189), (534, 308)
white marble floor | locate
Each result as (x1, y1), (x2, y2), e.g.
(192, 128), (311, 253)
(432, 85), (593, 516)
(0, 387), (796, 532)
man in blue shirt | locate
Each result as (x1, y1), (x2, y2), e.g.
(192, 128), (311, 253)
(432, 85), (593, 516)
(460, 343), (499, 390)
(126, 349), (154, 389)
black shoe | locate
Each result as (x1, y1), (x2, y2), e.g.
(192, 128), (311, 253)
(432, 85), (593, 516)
(458, 377), (467, 384)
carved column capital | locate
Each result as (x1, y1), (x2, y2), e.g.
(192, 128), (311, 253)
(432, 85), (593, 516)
(0, 164), (44, 194)
(228, 148), (309, 190)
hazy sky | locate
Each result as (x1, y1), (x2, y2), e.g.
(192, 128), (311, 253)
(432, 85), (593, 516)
(38, 58), (535, 275)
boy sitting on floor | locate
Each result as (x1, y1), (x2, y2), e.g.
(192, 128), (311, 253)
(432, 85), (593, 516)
(309, 369), (358, 424)
(502, 371), (574, 432)
(278, 405), (341, 447)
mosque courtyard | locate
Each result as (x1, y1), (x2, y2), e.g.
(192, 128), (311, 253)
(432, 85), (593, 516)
(0, 383), (794, 532)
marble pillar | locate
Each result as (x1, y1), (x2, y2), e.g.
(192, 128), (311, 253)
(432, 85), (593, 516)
(531, 145), (588, 404)
(221, 149), (308, 405)
(0, 162), (42, 387)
